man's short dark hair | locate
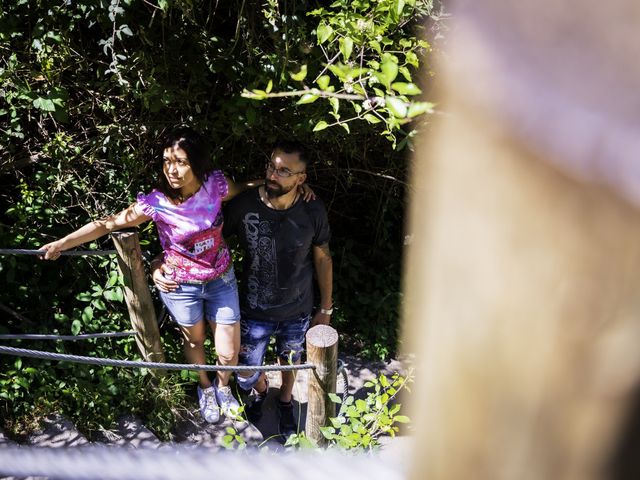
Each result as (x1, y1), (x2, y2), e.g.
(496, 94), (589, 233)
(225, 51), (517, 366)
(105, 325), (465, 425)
(273, 140), (309, 167)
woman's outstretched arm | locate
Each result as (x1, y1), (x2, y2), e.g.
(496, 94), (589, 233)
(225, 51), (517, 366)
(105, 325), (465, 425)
(40, 204), (151, 260)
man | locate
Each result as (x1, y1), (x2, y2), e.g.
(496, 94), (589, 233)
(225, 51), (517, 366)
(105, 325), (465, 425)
(152, 140), (333, 439)
(223, 140), (333, 441)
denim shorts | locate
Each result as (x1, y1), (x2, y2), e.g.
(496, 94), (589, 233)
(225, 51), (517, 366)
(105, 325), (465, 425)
(159, 267), (240, 327)
(236, 314), (311, 391)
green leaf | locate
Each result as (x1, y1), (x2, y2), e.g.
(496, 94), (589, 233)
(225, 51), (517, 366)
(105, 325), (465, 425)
(363, 113), (381, 124)
(399, 66), (412, 82)
(297, 435), (317, 449)
(340, 424), (352, 436)
(328, 392), (342, 404)
(329, 97), (339, 113)
(369, 40), (381, 54)
(394, 415), (410, 423)
(385, 96), (407, 118)
(92, 298), (106, 311)
(328, 64), (347, 80)
(317, 75), (331, 90)
(381, 58), (399, 85)
(339, 37), (353, 61)
(290, 65), (308, 82)
(81, 306), (93, 323)
(320, 426), (335, 439)
(76, 292), (92, 302)
(405, 51), (419, 68)
(391, 82), (422, 96)
(71, 319), (82, 335)
(14, 358), (22, 370)
(355, 399), (368, 412)
(297, 93), (318, 105)
(266, 80), (273, 94)
(317, 22), (333, 44)
(108, 272), (119, 287)
(407, 101), (434, 118)
(114, 287), (124, 303)
(246, 90), (266, 100)
(32, 97), (56, 112)
(339, 122), (350, 133)
(313, 120), (329, 132)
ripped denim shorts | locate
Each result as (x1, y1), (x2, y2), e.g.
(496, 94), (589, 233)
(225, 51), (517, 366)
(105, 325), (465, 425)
(236, 314), (311, 391)
(159, 266), (240, 327)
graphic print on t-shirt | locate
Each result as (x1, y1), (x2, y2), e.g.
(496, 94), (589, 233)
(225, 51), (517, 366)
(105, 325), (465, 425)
(164, 222), (226, 278)
(243, 211), (278, 309)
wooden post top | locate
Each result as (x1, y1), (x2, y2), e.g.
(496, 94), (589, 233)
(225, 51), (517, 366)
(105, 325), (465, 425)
(306, 324), (339, 348)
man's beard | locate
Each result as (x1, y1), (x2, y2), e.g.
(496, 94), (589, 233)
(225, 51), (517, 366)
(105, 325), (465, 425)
(265, 180), (295, 198)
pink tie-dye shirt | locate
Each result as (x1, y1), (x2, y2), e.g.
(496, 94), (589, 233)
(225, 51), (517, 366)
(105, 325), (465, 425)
(136, 170), (231, 283)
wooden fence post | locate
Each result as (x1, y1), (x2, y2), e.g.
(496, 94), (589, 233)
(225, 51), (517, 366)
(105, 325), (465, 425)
(111, 231), (165, 372)
(305, 324), (338, 446)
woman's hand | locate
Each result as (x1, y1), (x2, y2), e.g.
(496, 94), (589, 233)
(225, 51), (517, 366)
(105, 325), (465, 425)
(151, 263), (179, 293)
(298, 183), (316, 202)
(39, 240), (66, 260)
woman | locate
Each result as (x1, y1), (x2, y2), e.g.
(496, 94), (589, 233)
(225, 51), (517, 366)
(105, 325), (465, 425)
(42, 127), (263, 424)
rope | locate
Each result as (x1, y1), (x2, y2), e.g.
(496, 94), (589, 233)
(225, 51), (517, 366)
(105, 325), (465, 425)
(0, 345), (315, 372)
(337, 358), (350, 404)
(0, 248), (117, 256)
(0, 445), (406, 480)
(0, 331), (136, 341)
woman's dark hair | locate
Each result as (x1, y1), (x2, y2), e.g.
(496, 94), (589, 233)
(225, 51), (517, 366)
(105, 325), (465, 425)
(157, 127), (213, 199)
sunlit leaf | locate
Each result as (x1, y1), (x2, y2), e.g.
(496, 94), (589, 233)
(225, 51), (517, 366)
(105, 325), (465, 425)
(363, 113), (382, 124)
(290, 65), (307, 82)
(317, 75), (331, 90)
(71, 319), (82, 335)
(32, 97), (56, 112)
(381, 58), (398, 84)
(313, 120), (329, 131)
(385, 96), (407, 118)
(328, 392), (342, 404)
(297, 93), (318, 104)
(391, 82), (421, 95)
(339, 36), (353, 61)
(407, 101), (434, 118)
(317, 22), (334, 44)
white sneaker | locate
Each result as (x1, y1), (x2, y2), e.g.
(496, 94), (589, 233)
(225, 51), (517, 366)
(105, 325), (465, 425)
(197, 385), (220, 424)
(216, 383), (241, 419)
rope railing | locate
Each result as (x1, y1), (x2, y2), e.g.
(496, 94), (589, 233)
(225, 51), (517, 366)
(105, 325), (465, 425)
(0, 248), (117, 256)
(0, 345), (315, 372)
(0, 331), (136, 340)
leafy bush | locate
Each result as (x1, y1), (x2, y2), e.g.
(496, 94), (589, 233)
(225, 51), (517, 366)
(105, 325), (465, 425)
(285, 372), (413, 450)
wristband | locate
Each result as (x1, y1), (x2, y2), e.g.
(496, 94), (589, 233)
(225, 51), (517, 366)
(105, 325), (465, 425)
(319, 307), (333, 315)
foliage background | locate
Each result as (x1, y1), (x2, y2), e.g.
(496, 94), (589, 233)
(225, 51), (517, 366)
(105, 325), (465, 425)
(0, 0), (436, 436)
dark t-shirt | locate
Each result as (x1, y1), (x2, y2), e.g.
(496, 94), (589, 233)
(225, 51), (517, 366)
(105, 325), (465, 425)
(223, 188), (331, 322)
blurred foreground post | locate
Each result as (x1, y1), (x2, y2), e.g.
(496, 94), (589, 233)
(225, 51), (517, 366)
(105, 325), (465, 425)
(404, 1), (640, 479)
(112, 231), (165, 372)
